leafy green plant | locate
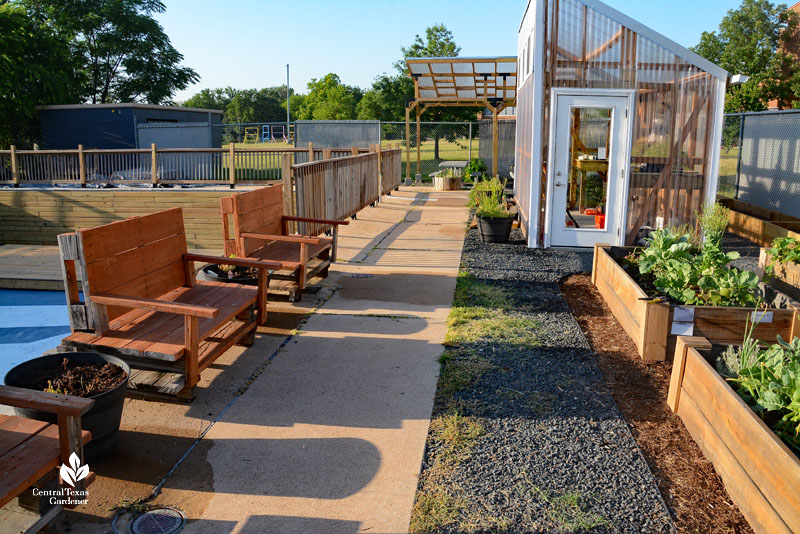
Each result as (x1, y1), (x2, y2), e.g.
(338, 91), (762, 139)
(728, 320), (800, 454)
(765, 237), (800, 279)
(630, 224), (759, 307)
(464, 158), (487, 181)
(468, 176), (504, 206)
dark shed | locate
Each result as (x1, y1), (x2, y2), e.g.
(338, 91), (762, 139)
(37, 103), (224, 149)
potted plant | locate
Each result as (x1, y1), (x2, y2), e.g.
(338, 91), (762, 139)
(5, 352), (130, 461)
(201, 254), (259, 285)
(474, 178), (515, 243)
(463, 158), (487, 185)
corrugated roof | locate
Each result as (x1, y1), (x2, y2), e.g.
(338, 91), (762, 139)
(405, 57), (518, 103)
(36, 103), (224, 114)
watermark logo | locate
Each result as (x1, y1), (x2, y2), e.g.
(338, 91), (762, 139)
(60, 452), (89, 488)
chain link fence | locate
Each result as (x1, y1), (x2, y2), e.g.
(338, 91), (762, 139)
(719, 110), (800, 219)
(208, 120), (518, 180)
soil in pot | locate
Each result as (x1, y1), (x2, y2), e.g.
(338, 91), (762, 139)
(5, 352), (130, 462)
(201, 264), (259, 285)
(477, 216), (514, 243)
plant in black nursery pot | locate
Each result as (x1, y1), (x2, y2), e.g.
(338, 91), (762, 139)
(474, 178), (515, 243)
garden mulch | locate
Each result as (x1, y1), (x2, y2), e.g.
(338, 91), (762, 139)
(414, 229), (675, 533)
(560, 274), (754, 534)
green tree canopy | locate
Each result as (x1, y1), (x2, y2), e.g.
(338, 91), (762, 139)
(182, 87), (237, 113)
(692, 0), (799, 111)
(21, 0), (199, 104)
(0, 3), (82, 147)
(356, 74), (413, 121)
(296, 74), (363, 120)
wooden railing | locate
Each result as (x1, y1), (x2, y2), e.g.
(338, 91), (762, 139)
(0, 142), (369, 186)
(285, 145), (402, 235)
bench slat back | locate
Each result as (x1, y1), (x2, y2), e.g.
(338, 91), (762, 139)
(77, 208), (189, 322)
(222, 185), (285, 257)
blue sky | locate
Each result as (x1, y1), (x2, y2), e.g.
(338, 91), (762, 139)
(156, 0), (742, 102)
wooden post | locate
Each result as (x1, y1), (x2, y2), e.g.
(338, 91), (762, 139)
(322, 149), (332, 160)
(10, 145), (18, 187)
(281, 153), (293, 217)
(228, 143), (236, 189)
(308, 141), (314, 163)
(57, 414), (86, 497)
(184, 316), (199, 389)
(405, 106), (411, 181)
(416, 105), (421, 180)
(667, 336), (712, 412)
(351, 146), (359, 156)
(375, 143), (383, 200)
(151, 143), (158, 185)
(492, 109), (499, 178)
(78, 144), (86, 187)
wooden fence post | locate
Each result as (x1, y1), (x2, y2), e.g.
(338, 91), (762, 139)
(10, 145), (18, 187)
(351, 146), (359, 156)
(281, 153), (295, 233)
(78, 144), (86, 187)
(229, 143), (236, 189)
(374, 144), (383, 201)
(308, 141), (314, 163)
(150, 143), (158, 185)
(322, 149), (332, 160)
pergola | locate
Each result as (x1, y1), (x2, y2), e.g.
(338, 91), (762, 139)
(405, 57), (518, 179)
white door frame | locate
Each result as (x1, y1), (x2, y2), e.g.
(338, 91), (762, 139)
(544, 88), (636, 248)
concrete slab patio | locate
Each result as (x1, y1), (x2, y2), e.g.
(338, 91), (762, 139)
(65, 186), (470, 533)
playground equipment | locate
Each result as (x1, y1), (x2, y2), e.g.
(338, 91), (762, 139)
(271, 125), (287, 143)
(243, 127), (259, 144)
(258, 125), (271, 143)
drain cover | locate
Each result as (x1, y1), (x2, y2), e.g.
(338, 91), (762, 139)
(129, 507), (186, 534)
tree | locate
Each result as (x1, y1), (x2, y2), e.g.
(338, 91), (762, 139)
(183, 87), (237, 113)
(225, 88), (286, 124)
(0, 3), (82, 147)
(21, 0), (199, 104)
(692, 0), (798, 111)
(356, 74), (413, 121)
(296, 74), (363, 120)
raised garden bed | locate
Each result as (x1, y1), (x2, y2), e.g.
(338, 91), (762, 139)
(668, 337), (800, 534)
(719, 198), (800, 248)
(759, 247), (800, 302)
(591, 244), (798, 361)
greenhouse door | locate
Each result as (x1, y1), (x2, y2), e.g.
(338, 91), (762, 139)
(547, 91), (632, 247)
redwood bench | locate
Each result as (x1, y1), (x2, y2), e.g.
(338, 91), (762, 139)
(220, 184), (349, 301)
(0, 385), (93, 533)
(57, 207), (281, 398)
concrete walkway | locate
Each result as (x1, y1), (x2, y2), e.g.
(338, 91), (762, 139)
(70, 188), (469, 533)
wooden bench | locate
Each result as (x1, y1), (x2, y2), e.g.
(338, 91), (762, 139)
(0, 386), (93, 533)
(220, 184), (349, 301)
(57, 207), (281, 398)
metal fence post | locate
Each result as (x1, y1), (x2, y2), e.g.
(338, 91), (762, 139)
(734, 114), (745, 200)
(10, 145), (18, 187)
(468, 122), (473, 162)
(150, 143), (158, 185)
(78, 144), (86, 187)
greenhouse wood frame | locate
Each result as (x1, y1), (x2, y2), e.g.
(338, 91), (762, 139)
(515, 0), (728, 248)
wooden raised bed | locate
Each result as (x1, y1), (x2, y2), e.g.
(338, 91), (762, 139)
(758, 248), (800, 302)
(718, 198), (800, 247)
(668, 337), (800, 534)
(591, 244), (799, 361)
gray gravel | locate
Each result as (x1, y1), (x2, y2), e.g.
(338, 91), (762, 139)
(419, 228), (675, 533)
(723, 231), (761, 272)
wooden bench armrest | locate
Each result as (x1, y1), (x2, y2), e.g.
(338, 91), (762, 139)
(282, 216), (350, 226)
(0, 385), (94, 416)
(240, 232), (321, 245)
(184, 253), (282, 271)
(91, 293), (220, 319)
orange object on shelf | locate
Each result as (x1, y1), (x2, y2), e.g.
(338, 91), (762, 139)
(595, 214), (606, 229)
(584, 208), (599, 216)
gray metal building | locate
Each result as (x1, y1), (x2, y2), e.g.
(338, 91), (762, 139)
(37, 103), (224, 149)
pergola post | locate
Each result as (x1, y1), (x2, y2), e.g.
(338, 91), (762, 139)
(415, 105), (421, 182)
(491, 105), (499, 178)
(405, 105), (412, 182)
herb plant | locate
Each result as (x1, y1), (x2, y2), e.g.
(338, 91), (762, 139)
(475, 178), (510, 219)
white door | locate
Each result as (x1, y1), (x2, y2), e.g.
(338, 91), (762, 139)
(548, 93), (632, 247)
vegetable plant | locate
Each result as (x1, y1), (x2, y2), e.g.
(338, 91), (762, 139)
(764, 237), (800, 279)
(628, 203), (760, 307)
(464, 158), (487, 182)
(727, 320), (800, 454)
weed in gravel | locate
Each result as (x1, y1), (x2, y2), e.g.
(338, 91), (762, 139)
(411, 413), (485, 533)
(436, 353), (498, 403)
(547, 490), (612, 533)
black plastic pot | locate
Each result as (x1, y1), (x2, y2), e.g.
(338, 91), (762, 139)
(477, 215), (515, 243)
(201, 264), (258, 286)
(4, 352), (130, 462)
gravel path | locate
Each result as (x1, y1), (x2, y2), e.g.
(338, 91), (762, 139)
(418, 228), (675, 533)
(722, 231), (761, 272)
